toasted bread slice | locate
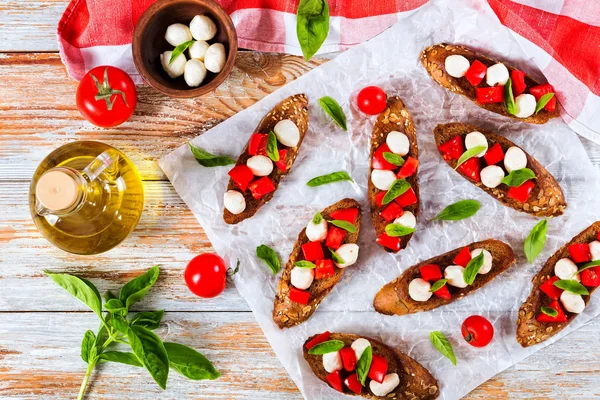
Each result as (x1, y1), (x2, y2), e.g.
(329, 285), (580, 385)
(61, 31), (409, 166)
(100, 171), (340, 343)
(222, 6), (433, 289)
(303, 333), (439, 399)
(434, 123), (566, 217)
(273, 198), (361, 329)
(516, 222), (600, 347)
(421, 43), (559, 124)
(224, 94), (309, 224)
(374, 239), (515, 316)
(368, 96), (419, 253)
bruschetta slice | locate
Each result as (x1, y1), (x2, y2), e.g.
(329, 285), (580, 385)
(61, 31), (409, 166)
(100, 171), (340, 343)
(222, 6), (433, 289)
(517, 222), (600, 347)
(435, 123), (566, 217)
(374, 239), (515, 316)
(223, 94), (309, 224)
(303, 332), (439, 399)
(421, 43), (559, 124)
(273, 198), (361, 329)
(368, 96), (419, 253)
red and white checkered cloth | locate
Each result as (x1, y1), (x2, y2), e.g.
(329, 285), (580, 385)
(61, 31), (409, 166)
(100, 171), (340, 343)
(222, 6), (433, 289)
(57, 0), (600, 141)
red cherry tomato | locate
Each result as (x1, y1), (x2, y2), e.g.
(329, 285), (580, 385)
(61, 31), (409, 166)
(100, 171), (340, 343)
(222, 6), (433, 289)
(184, 253), (227, 298)
(76, 66), (137, 127)
(461, 315), (494, 347)
(357, 86), (387, 115)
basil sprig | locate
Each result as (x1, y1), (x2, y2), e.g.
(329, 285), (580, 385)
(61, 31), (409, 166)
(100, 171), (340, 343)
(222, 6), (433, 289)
(455, 146), (486, 170)
(294, 260), (316, 269)
(296, 0), (330, 61)
(574, 260), (600, 276)
(312, 212), (323, 224)
(330, 219), (356, 233)
(188, 143), (235, 167)
(256, 244), (281, 274)
(307, 339), (344, 355)
(307, 171), (353, 187)
(554, 279), (589, 295)
(463, 251), (484, 285)
(433, 200), (480, 221)
(318, 96), (347, 131)
(381, 179), (410, 205)
(356, 345), (372, 385)
(535, 93), (554, 114)
(266, 131), (280, 162)
(385, 224), (415, 237)
(504, 78), (517, 116)
(524, 219), (547, 264)
(541, 306), (558, 317)
(329, 248), (345, 264)
(429, 279), (448, 293)
(430, 331), (456, 365)
(383, 152), (405, 167)
(169, 40), (194, 65)
(501, 168), (536, 187)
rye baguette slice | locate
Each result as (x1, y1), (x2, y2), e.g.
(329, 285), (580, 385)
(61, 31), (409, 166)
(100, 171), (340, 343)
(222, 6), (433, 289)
(273, 198), (361, 329)
(303, 333), (439, 399)
(374, 239), (515, 316)
(434, 122), (567, 217)
(517, 221), (600, 348)
(368, 96), (419, 253)
(421, 43), (559, 124)
(224, 93), (309, 224)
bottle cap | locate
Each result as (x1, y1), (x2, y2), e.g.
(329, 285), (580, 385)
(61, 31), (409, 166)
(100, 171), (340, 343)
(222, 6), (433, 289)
(36, 170), (79, 211)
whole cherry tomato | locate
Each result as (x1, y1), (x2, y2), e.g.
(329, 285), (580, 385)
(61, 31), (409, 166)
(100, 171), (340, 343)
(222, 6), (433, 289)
(357, 86), (387, 115)
(184, 253), (228, 298)
(461, 315), (494, 347)
(76, 66), (137, 127)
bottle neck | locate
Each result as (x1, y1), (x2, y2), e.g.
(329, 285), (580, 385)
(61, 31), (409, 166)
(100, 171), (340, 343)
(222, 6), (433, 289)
(35, 167), (87, 217)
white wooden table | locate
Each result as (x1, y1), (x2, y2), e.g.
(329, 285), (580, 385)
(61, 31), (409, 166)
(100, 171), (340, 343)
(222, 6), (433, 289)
(1, 1), (599, 398)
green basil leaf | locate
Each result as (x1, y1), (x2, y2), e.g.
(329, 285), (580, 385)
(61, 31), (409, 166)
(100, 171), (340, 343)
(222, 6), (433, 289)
(44, 271), (102, 317)
(329, 248), (345, 264)
(312, 212), (323, 224)
(307, 339), (344, 355)
(81, 330), (96, 364)
(105, 290), (117, 301)
(128, 326), (170, 389)
(385, 224), (415, 237)
(356, 345), (372, 386)
(119, 266), (160, 310)
(307, 171), (353, 187)
(553, 279), (590, 295)
(541, 306), (558, 317)
(188, 143), (235, 167)
(455, 146), (486, 170)
(318, 96), (347, 131)
(429, 279), (448, 293)
(501, 168), (536, 187)
(131, 310), (165, 330)
(330, 219), (356, 233)
(94, 323), (108, 354)
(164, 342), (220, 380)
(575, 260), (600, 276)
(294, 260), (316, 269)
(382, 179), (410, 205)
(266, 131), (280, 162)
(169, 40), (194, 65)
(433, 199), (480, 221)
(524, 219), (548, 264)
(535, 93), (554, 114)
(429, 331), (456, 365)
(504, 78), (517, 116)
(99, 351), (143, 367)
(104, 298), (126, 315)
(296, 0), (330, 61)
(383, 152), (405, 167)
(463, 251), (484, 285)
(110, 314), (129, 334)
(256, 245), (281, 274)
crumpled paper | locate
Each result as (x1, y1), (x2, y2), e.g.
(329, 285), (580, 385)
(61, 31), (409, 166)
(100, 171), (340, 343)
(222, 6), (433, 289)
(159, 0), (600, 398)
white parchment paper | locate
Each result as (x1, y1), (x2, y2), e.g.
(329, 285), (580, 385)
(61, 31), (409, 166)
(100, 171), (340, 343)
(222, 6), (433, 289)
(159, 0), (600, 398)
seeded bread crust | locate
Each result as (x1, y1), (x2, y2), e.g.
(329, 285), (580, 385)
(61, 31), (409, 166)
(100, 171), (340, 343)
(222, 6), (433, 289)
(273, 198), (361, 329)
(303, 333), (439, 399)
(224, 94), (309, 224)
(516, 221), (600, 347)
(420, 43), (560, 124)
(434, 122), (567, 217)
(368, 96), (419, 253)
(373, 239), (515, 316)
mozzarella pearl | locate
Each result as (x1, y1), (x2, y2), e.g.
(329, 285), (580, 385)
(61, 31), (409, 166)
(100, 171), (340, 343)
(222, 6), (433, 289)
(351, 338), (371, 361)
(290, 266), (314, 290)
(273, 119), (300, 147)
(334, 244), (359, 268)
(183, 59), (207, 87)
(246, 155), (273, 176)
(504, 147), (527, 173)
(306, 218), (328, 242)
(481, 165), (505, 188)
(554, 258), (580, 281)
(386, 131), (410, 156)
(465, 131), (488, 157)
(204, 43), (226, 73)
(371, 170), (397, 190)
(560, 291), (585, 314)
(189, 15), (217, 41)
(164, 23), (192, 46)
(444, 265), (468, 288)
(370, 373), (400, 397)
(471, 248), (493, 274)
(515, 94), (537, 118)
(408, 278), (433, 302)
(322, 351), (342, 373)
(486, 63), (510, 86)
(188, 40), (210, 61)
(393, 211), (416, 229)
(160, 51), (186, 78)
(223, 190), (246, 214)
(589, 241), (600, 261)
(445, 55), (470, 78)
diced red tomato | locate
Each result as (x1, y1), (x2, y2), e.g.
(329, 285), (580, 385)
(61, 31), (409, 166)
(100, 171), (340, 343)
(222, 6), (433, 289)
(511, 70), (527, 97)
(433, 284), (451, 299)
(275, 149), (288, 171)
(582, 267), (600, 287)
(438, 135), (464, 161)
(305, 331), (331, 350)
(476, 86), (504, 104)
(228, 165), (255, 192)
(453, 247), (472, 267)
(375, 191), (387, 207)
(329, 208), (359, 223)
(372, 143), (398, 170)
(376, 233), (401, 251)
(344, 373), (362, 394)
(339, 347), (357, 371)
(507, 180), (535, 203)
(529, 84), (556, 112)
(597, 231), (600, 241)
(315, 259), (335, 279)
(248, 133), (268, 156)
(325, 226), (346, 250)
(302, 242), (324, 261)
(395, 187), (418, 207)
(380, 202), (404, 222)
(568, 244), (591, 263)
(483, 143), (504, 166)
(457, 157), (481, 182)
(397, 156), (418, 179)
(536, 300), (567, 323)
(289, 287), (310, 304)
(539, 276), (563, 300)
(419, 264), (442, 282)
(368, 354), (388, 384)
(326, 370), (343, 393)
(248, 177), (276, 200)
(465, 60), (487, 86)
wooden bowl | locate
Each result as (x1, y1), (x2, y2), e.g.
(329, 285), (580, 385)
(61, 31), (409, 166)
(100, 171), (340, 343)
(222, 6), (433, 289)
(132, 0), (237, 98)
